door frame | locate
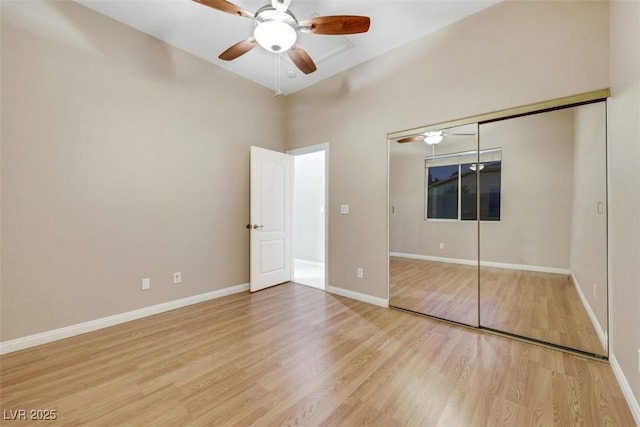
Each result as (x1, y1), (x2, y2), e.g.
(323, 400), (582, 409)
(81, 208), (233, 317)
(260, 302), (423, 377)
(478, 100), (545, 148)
(287, 143), (329, 290)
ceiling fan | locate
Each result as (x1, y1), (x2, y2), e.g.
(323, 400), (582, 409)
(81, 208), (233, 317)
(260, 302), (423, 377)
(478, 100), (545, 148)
(397, 130), (476, 145)
(193, 0), (371, 75)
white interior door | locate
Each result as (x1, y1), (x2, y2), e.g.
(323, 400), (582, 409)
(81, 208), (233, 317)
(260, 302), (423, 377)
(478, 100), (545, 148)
(250, 146), (292, 292)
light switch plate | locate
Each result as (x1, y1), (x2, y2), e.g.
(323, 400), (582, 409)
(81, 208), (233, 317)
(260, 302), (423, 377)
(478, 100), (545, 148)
(340, 204), (349, 214)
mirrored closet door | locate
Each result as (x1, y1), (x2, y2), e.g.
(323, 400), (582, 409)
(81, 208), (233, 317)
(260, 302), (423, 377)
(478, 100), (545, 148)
(479, 102), (608, 356)
(389, 124), (479, 326)
(389, 98), (608, 357)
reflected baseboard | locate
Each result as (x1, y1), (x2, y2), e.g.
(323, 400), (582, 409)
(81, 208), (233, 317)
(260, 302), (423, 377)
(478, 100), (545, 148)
(571, 273), (608, 353)
(390, 252), (570, 275)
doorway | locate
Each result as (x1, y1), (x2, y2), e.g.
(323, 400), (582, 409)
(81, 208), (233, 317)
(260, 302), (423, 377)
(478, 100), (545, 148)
(288, 144), (328, 290)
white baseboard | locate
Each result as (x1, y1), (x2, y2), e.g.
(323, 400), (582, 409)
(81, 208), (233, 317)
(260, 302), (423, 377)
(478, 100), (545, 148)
(326, 285), (389, 308)
(294, 280), (325, 291)
(610, 352), (640, 426)
(389, 252), (570, 275)
(570, 273), (608, 352)
(294, 258), (325, 268)
(0, 283), (249, 355)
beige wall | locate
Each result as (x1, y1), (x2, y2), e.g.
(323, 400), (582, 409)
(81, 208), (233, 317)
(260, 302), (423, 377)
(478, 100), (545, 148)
(0, 1), (284, 341)
(285, 0), (609, 298)
(609, 0), (640, 416)
(1, 0), (636, 414)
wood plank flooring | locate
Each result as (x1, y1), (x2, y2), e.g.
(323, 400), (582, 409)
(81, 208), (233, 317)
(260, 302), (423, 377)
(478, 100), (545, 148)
(390, 257), (605, 355)
(0, 283), (635, 426)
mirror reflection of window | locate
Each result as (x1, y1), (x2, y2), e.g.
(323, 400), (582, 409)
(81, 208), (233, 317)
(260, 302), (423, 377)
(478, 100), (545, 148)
(425, 149), (502, 221)
(426, 164), (458, 219)
(478, 161), (501, 221)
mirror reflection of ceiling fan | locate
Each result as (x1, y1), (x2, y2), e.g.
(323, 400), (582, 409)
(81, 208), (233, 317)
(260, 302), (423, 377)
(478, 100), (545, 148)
(193, 0), (371, 75)
(397, 130), (476, 145)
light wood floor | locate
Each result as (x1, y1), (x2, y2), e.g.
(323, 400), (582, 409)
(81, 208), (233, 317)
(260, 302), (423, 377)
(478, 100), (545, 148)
(390, 257), (605, 355)
(1, 283), (634, 426)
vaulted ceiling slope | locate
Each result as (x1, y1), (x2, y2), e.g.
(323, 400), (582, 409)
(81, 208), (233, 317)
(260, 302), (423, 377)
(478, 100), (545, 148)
(74, 0), (502, 95)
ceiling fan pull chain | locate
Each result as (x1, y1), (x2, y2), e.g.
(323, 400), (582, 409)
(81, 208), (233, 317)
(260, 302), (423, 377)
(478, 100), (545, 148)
(274, 52), (283, 97)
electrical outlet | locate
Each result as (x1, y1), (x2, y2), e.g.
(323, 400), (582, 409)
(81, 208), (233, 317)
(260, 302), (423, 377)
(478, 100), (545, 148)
(173, 272), (182, 284)
(440, 243), (445, 249)
(357, 268), (364, 279)
(141, 278), (150, 291)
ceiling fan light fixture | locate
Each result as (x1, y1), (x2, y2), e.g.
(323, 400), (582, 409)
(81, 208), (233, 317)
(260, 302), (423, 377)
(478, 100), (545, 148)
(196, 0), (370, 76)
(424, 131), (444, 145)
(254, 20), (297, 53)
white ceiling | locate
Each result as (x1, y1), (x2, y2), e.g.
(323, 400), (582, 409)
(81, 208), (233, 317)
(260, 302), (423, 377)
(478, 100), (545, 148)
(74, 0), (501, 95)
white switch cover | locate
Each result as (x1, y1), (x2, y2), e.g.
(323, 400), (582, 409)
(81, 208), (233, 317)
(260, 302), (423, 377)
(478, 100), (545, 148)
(173, 272), (182, 284)
(141, 278), (150, 290)
(357, 268), (364, 278)
(340, 204), (350, 215)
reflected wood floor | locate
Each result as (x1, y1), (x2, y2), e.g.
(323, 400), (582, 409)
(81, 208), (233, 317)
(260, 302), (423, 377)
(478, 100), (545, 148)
(390, 257), (478, 326)
(390, 257), (605, 355)
(1, 283), (634, 426)
(480, 267), (605, 355)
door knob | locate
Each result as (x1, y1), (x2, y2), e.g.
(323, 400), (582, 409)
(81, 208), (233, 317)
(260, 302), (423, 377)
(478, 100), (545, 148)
(252, 224), (264, 230)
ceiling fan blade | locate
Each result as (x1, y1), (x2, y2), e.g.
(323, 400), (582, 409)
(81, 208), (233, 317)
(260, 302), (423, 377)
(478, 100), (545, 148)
(219, 38), (257, 61)
(287, 45), (317, 74)
(299, 16), (371, 35)
(398, 135), (426, 144)
(193, 0), (253, 19)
